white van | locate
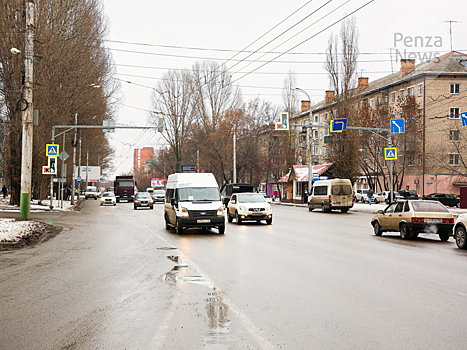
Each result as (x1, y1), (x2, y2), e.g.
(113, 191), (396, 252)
(308, 178), (354, 213)
(164, 173), (225, 234)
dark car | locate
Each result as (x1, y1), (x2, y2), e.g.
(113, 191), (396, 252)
(398, 189), (419, 199)
(423, 193), (460, 208)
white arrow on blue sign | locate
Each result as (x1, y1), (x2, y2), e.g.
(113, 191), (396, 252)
(390, 119), (405, 133)
(331, 118), (348, 132)
(461, 112), (467, 127)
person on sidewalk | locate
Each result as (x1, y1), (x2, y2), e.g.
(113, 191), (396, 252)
(1, 185), (7, 198)
(368, 188), (374, 205)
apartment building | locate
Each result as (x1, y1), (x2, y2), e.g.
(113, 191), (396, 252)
(292, 51), (467, 196)
(133, 147), (154, 173)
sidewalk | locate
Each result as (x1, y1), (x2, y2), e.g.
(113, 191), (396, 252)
(0, 197), (79, 212)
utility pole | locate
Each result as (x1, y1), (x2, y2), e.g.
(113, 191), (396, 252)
(86, 150), (89, 187)
(19, 0), (35, 220)
(71, 113), (77, 205)
(233, 125), (237, 183)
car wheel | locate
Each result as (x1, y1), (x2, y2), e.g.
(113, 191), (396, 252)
(236, 212), (242, 225)
(134, 206), (137, 210)
(85, 197), (88, 200)
(218, 225), (225, 234)
(266, 218), (272, 225)
(113, 203), (116, 206)
(455, 226), (467, 249)
(94, 197), (97, 200)
(308, 205), (313, 212)
(176, 219), (184, 234)
(150, 206), (153, 209)
(165, 214), (171, 230)
(227, 212), (233, 223)
(400, 224), (411, 240)
(439, 230), (450, 242)
(374, 199), (378, 204)
(100, 203), (103, 206)
(373, 221), (382, 236)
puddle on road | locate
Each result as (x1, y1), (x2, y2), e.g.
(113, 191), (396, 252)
(160, 256), (232, 347)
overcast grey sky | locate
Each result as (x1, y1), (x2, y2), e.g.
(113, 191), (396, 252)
(102, 0), (467, 178)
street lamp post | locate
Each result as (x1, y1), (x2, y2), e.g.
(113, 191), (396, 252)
(295, 87), (313, 193)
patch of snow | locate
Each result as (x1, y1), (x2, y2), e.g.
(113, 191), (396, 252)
(0, 219), (35, 242)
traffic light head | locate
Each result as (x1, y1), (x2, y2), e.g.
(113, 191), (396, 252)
(49, 157), (57, 174)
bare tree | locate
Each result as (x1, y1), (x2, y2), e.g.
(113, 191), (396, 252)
(324, 17), (361, 181)
(150, 69), (194, 173)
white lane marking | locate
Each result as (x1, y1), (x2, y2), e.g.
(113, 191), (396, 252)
(143, 224), (277, 350)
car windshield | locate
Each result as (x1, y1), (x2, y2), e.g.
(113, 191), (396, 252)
(102, 192), (115, 197)
(86, 187), (97, 192)
(136, 192), (152, 199)
(116, 181), (133, 187)
(237, 193), (266, 203)
(179, 187), (220, 201)
(411, 201), (449, 213)
(331, 184), (352, 195)
(154, 190), (165, 195)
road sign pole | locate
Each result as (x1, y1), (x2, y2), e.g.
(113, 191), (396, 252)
(389, 133), (393, 203)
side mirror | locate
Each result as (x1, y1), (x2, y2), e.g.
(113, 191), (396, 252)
(231, 200), (236, 204)
(171, 198), (176, 206)
(378, 210), (384, 214)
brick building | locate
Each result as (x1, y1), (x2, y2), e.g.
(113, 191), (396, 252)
(290, 51), (467, 197)
(133, 147), (154, 173)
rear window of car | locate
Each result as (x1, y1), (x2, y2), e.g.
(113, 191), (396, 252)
(331, 184), (352, 195)
(411, 201), (449, 213)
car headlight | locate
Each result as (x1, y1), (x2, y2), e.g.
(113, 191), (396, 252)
(134, 200), (139, 204)
(239, 206), (247, 211)
(217, 206), (224, 216)
(266, 205), (271, 211)
(181, 207), (189, 217)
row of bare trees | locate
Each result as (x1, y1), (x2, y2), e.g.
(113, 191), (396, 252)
(147, 61), (287, 190)
(0, 0), (118, 203)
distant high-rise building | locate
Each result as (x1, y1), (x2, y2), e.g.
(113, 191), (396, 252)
(133, 147), (154, 172)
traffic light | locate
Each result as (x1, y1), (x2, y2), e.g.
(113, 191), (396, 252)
(158, 117), (164, 133)
(49, 157), (57, 175)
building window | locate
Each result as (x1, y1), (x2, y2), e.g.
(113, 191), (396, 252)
(325, 113), (328, 120)
(418, 155), (423, 166)
(320, 114), (323, 123)
(313, 130), (318, 139)
(451, 83), (460, 95)
(408, 87), (414, 96)
(370, 99), (374, 109)
(324, 127), (329, 136)
(400, 90), (405, 100)
(418, 84), (423, 96)
(391, 92), (396, 103)
(408, 156), (414, 166)
(450, 107), (460, 119)
(450, 153), (460, 166)
(313, 146), (319, 155)
(314, 115), (319, 123)
(417, 130), (423, 142)
(450, 129), (460, 141)
(320, 131), (323, 140)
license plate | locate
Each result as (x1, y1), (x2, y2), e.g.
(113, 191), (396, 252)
(197, 219), (210, 223)
(426, 219), (442, 223)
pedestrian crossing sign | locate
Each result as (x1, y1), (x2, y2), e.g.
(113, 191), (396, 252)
(384, 147), (397, 160)
(46, 144), (59, 157)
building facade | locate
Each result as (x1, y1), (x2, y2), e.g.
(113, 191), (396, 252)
(133, 147), (154, 173)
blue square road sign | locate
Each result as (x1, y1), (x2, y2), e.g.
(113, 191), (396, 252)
(390, 119), (405, 133)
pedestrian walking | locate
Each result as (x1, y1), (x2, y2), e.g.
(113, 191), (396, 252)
(1, 185), (7, 198)
(368, 188), (374, 205)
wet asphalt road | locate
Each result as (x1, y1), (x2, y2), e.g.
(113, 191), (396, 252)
(1, 201), (467, 349)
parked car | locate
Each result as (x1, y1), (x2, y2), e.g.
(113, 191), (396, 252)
(371, 199), (454, 241)
(381, 191), (404, 203)
(100, 191), (116, 206)
(398, 189), (419, 199)
(152, 189), (166, 203)
(423, 193), (460, 208)
(354, 189), (369, 202)
(366, 193), (386, 204)
(85, 186), (98, 200)
(453, 214), (467, 249)
(134, 192), (154, 210)
(227, 192), (272, 225)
